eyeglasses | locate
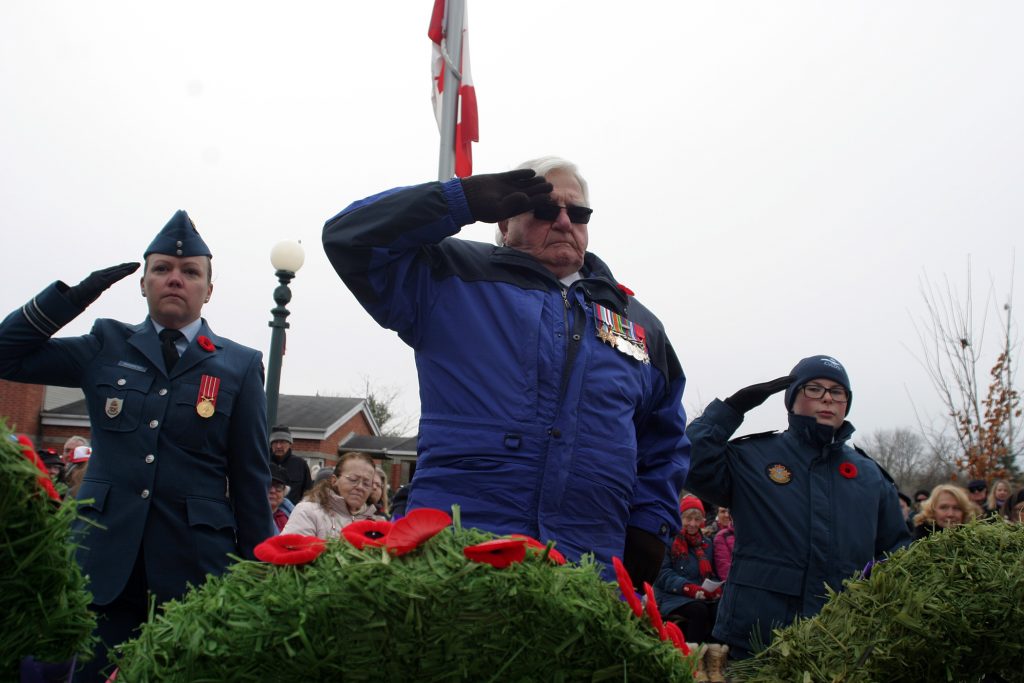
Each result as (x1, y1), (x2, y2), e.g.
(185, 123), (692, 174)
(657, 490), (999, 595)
(341, 474), (374, 490)
(801, 384), (849, 402)
(533, 202), (593, 224)
(270, 482), (287, 492)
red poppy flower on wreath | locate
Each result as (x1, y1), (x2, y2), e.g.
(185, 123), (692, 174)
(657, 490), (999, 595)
(617, 283), (635, 297)
(254, 534), (326, 565)
(612, 556), (643, 618)
(508, 534), (567, 565)
(16, 434), (60, 501)
(663, 621), (690, 656)
(839, 462), (858, 479)
(197, 335), (216, 352)
(385, 508), (452, 556)
(643, 581), (668, 641)
(463, 538), (527, 569)
(342, 519), (394, 549)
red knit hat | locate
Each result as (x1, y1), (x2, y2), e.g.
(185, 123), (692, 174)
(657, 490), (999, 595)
(679, 495), (705, 516)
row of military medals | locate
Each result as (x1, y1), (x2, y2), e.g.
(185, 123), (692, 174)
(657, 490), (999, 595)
(593, 303), (649, 364)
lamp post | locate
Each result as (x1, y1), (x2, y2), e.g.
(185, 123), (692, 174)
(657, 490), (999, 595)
(265, 240), (305, 430)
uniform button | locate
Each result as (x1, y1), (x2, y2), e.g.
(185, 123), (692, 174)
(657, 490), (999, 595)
(141, 489), (151, 499)
(145, 454), (155, 464)
(158, 388), (168, 396)
(149, 419), (159, 428)
(549, 428), (562, 438)
(117, 378), (127, 386)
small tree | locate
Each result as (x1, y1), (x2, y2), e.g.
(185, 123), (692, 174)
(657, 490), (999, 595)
(910, 258), (1021, 482)
(357, 377), (415, 437)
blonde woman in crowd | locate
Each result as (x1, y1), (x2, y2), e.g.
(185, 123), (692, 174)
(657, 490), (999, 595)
(912, 484), (977, 540)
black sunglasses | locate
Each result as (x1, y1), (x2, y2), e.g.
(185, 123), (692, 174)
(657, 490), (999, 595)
(533, 202), (593, 224)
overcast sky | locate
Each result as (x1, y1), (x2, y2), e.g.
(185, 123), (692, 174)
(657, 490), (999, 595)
(2, 2), (1021, 448)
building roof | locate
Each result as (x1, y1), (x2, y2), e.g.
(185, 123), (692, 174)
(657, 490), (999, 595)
(340, 433), (419, 460)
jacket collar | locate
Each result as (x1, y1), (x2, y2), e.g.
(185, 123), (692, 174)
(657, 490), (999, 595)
(128, 317), (222, 378)
(787, 412), (855, 450)
(490, 248), (630, 315)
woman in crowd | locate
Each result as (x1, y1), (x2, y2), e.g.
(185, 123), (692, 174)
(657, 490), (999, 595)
(370, 466), (390, 519)
(1000, 488), (1024, 524)
(712, 511), (735, 582)
(987, 479), (1013, 518)
(655, 496), (721, 641)
(282, 452), (384, 539)
(912, 484), (977, 539)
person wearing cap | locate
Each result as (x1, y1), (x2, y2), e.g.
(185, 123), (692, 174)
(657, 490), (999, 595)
(684, 355), (912, 659)
(965, 478), (991, 516)
(268, 463), (292, 532)
(269, 425), (312, 505)
(64, 444), (93, 499)
(322, 157), (690, 587)
(62, 435), (90, 465)
(0, 210), (274, 681)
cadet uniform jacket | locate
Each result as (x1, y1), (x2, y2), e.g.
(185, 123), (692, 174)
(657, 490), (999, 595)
(322, 179), (690, 569)
(0, 284), (275, 605)
(685, 399), (912, 652)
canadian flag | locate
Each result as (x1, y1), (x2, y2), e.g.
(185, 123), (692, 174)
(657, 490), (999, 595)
(429, 0), (478, 177)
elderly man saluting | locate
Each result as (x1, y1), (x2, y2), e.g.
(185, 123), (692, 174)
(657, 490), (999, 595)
(0, 211), (274, 681)
(322, 158), (690, 585)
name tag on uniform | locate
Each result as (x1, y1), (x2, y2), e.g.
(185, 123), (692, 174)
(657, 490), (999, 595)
(117, 360), (148, 373)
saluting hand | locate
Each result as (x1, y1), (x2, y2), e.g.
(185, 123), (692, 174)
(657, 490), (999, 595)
(460, 169), (553, 223)
(65, 262), (141, 309)
(724, 375), (795, 415)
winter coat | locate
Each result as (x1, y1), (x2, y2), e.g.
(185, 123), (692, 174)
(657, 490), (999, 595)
(654, 534), (718, 616)
(321, 179), (690, 569)
(713, 524), (736, 581)
(281, 490), (384, 540)
(684, 399), (912, 653)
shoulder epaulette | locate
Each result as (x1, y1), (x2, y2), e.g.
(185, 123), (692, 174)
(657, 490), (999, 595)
(853, 445), (898, 486)
(730, 430), (778, 444)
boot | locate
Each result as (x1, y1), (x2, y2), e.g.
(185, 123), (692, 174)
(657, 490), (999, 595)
(704, 643), (729, 683)
(687, 643), (709, 682)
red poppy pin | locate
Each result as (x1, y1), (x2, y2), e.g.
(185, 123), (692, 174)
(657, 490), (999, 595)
(197, 335), (215, 352)
(839, 462), (858, 479)
(463, 538), (527, 569)
(385, 508), (451, 556)
(617, 283), (635, 297)
(612, 556), (643, 618)
(342, 520), (394, 549)
(254, 534), (326, 565)
(508, 534), (566, 565)
(643, 581), (668, 641)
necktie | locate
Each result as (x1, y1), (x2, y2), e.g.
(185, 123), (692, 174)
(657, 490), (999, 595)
(159, 329), (184, 373)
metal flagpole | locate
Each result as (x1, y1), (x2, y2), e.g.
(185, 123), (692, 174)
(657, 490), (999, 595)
(437, 0), (465, 181)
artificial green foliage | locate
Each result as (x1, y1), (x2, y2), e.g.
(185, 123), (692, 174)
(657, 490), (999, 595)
(0, 422), (96, 677)
(113, 523), (694, 682)
(732, 521), (1024, 682)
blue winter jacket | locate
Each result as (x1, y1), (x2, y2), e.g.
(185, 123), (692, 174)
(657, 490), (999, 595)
(685, 399), (912, 654)
(322, 179), (690, 568)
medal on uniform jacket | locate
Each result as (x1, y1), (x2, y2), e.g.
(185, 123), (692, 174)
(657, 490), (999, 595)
(196, 374), (221, 418)
(593, 303), (650, 364)
(105, 397), (123, 418)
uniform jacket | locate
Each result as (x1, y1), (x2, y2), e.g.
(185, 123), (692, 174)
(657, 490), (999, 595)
(653, 533), (717, 616)
(0, 284), (275, 605)
(685, 399), (912, 652)
(281, 491), (383, 539)
(322, 179), (690, 568)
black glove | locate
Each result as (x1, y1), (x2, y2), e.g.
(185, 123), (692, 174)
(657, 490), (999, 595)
(64, 262), (140, 309)
(623, 526), (666, 587)
(724, 375), (794, 414)
(460, 169), (553, 223)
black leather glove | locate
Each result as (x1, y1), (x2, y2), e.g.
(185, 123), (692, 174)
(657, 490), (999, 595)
(623, 526), (666, 587)
(723, 375), (794, 414)
(64, 262), (140, 309)
(460, 169), (552, 223)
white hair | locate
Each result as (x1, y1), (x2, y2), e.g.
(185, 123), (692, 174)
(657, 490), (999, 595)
(494, 156), (590, 245)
